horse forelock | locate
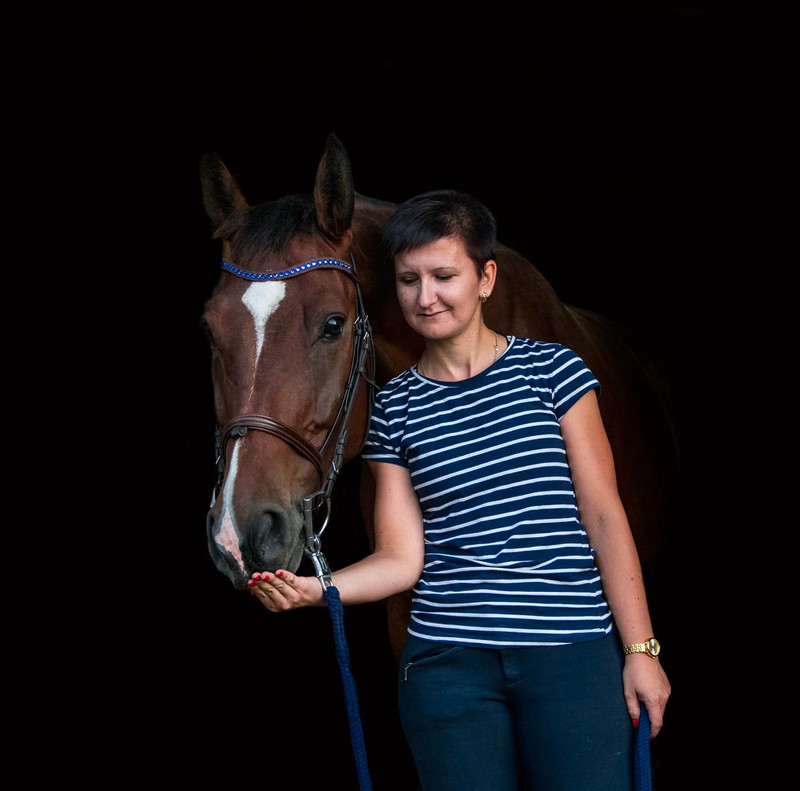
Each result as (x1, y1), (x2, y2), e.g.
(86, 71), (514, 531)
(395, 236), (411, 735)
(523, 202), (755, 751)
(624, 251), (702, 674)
(215, 195), (320, 262)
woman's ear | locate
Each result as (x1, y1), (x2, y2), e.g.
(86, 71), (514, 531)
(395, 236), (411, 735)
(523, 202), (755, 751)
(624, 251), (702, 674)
(482, 259), (498, 292)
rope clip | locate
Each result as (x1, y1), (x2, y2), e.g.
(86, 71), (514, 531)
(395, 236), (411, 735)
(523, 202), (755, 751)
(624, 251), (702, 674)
(303, 491), (333, 591)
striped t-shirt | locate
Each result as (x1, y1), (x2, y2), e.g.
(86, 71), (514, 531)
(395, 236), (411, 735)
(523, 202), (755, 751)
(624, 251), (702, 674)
(361, 336), (614, 648)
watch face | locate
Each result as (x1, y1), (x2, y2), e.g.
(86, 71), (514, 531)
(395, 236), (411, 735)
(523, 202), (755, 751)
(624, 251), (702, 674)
(646, 637), (661, 657)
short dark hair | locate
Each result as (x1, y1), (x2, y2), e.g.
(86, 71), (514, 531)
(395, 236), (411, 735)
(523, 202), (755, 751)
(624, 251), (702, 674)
(383, 190), (497, 272)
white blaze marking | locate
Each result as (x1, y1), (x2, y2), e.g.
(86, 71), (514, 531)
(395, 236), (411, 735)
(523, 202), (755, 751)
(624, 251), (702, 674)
(213, 280), (286, 571)
(215, 441), (244, 569)
(242, 280), (285, 398)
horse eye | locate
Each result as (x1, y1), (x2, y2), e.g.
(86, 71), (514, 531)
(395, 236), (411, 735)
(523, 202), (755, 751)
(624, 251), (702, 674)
(200, 318), (217, 349)
(322, 314), (346, 340)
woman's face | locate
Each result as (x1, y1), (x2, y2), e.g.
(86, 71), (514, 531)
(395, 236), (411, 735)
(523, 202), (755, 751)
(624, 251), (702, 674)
(394, 237), (493, 341)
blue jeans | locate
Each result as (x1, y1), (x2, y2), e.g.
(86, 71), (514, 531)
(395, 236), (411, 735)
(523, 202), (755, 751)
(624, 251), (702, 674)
(398, 632), (633, 790)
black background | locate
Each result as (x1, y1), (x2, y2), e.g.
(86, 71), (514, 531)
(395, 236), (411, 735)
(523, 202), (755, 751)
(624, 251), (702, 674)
(111, 3), (738, 788)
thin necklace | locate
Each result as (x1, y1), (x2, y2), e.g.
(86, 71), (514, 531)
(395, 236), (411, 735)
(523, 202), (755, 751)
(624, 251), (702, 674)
(418, 330), (499, 377)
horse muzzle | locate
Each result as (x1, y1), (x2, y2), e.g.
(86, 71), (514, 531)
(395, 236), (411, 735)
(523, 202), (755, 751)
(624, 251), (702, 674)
(206, 498), (307, 589)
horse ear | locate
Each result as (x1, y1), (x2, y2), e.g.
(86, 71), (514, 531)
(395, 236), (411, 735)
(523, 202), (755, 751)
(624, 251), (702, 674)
(199, 151), (250, 230)
(313, 133), (355, 241)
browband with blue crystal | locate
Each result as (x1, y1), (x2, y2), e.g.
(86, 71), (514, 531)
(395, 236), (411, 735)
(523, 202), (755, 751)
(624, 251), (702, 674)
(221, 258), (354, 281)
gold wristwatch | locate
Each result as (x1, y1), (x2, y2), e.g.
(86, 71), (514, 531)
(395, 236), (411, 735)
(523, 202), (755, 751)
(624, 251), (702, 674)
(623, 637), (661, 658)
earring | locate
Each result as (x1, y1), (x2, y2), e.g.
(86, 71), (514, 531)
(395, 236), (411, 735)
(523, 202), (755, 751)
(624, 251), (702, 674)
(481, 291), (489, 303)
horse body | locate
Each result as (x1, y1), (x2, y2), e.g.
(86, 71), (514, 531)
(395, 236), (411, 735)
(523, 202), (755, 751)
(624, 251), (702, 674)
(201, 134), (679, 651)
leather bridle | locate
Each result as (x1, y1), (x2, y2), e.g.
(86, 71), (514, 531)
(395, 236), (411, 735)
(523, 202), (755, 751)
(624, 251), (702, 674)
(211, 256), (377, 584)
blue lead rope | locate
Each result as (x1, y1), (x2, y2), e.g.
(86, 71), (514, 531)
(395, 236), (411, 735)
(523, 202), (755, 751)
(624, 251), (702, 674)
(323, 585), (373, 791)
(635, 705), (652, 791)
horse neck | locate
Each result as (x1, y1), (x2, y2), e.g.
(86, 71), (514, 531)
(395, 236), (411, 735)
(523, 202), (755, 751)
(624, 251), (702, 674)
(350, 197), (397, 309)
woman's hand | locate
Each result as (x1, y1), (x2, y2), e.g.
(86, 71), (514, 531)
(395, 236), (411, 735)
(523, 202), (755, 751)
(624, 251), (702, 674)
(247, 570), (325, 611)
(623, 655), (671, 738)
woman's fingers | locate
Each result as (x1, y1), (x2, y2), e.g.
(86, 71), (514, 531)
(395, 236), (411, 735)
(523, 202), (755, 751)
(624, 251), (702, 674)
(248, 571), (299, 609)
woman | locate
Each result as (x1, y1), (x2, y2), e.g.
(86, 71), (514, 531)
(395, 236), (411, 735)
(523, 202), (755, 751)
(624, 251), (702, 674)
(248, 190), (670, 790)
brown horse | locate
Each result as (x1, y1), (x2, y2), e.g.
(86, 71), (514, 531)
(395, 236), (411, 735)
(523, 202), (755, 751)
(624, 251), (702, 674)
(200, 133), (679, 657)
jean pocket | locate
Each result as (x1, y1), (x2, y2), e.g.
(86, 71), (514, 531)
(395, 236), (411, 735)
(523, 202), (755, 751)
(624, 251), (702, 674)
(402, 641), (464, 681)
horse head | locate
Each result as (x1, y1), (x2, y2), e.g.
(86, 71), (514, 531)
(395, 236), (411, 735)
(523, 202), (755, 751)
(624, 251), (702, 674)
(200, 134), (375, 590)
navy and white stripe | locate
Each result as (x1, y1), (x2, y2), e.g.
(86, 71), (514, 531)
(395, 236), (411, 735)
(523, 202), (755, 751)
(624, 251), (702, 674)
(362, 337), (612, 648)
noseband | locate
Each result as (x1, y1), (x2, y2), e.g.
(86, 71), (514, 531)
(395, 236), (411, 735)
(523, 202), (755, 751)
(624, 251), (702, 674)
(211, 256), (377, 584)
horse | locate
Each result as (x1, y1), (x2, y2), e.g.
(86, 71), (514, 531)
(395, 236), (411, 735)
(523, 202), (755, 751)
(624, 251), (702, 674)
(199, 132), (680, 659)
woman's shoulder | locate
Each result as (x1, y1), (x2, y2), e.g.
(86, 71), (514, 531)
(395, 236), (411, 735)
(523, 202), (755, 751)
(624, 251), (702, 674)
(507, 336), (577, 358)
(375, 366), (417, 400)
(505, 338), (592, 380)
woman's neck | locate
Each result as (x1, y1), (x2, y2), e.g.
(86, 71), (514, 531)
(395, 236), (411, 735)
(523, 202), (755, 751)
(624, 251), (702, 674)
(417, 326), (502, 381)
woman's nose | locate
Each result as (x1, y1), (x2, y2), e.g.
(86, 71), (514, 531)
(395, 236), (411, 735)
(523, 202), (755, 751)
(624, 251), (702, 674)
(417, 279), (436, 305)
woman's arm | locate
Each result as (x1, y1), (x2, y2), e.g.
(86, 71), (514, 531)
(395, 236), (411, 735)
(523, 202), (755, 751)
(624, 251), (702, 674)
(561, 389), (671, 736)
(248, 460), (425, 608)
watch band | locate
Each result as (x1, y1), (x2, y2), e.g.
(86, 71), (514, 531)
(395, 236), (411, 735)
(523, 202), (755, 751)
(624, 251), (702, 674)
(623, 637), (660, 657)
